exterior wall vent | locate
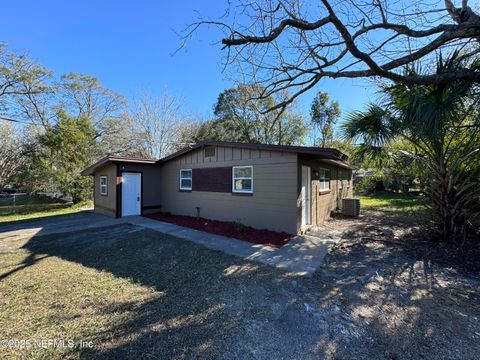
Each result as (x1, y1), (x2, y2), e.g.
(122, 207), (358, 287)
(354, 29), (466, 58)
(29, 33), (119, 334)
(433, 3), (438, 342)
(204, 146), (216, 158)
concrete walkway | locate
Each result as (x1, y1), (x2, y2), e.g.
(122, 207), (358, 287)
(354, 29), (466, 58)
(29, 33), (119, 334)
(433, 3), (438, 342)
(0, 212), (340, 275)
(127, 216), (338, 275)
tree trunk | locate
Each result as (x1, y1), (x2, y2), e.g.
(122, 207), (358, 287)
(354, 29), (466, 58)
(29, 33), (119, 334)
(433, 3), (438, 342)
(430, 160), (465, 240)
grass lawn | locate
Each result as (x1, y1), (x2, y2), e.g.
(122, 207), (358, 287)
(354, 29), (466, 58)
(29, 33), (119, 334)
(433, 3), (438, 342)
(1, 215), (479, 359)
(0, 224), (272, 359)
(357, 191), (425, 222)
(0, 195), (92, 223)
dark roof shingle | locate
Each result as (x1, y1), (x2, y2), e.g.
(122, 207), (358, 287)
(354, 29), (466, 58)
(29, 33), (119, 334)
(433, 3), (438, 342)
(159, 141), (349, 163)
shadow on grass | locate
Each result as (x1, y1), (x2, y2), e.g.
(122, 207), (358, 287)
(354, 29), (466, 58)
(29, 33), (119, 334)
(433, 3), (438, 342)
(2, 214), (478, 359)
(17, 224), (293, 359)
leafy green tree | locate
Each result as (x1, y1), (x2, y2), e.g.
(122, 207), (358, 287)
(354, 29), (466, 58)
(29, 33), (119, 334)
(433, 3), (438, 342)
(310, 91), (340, 146)
(1, 51), (129, 155)
(193, 84), (307, 145)
(24, 112), (96, 203)
(352, 138), (426, 193)
(343, 52), (480, 240)
(0, 45), (136, 199)
(326, 138), (355, 158)
(58, 73), (128, 155)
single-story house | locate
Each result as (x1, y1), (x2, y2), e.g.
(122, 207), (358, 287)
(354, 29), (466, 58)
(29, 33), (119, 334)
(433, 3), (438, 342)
(81, 141), (354, 234)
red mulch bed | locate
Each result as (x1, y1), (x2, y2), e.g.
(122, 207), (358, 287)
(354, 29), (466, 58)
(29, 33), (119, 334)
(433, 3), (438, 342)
(144, 213), (293, 248)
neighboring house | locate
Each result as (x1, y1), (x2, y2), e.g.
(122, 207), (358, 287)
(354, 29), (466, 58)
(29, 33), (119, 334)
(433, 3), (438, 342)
(81, 141), (354, 234)
(354, 168), (376, 182)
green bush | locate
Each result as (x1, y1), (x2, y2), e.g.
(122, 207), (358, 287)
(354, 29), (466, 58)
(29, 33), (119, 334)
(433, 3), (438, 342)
(355, 177), (376, 195)
(233, 219), (247, 233)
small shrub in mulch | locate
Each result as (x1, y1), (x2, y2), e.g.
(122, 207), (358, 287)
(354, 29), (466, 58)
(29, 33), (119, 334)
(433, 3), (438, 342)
(233, 219), (247, 234)
(144, 213), (292, 248)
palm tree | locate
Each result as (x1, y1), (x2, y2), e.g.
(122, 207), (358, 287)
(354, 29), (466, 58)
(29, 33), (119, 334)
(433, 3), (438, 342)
(343, 52), (480, 240)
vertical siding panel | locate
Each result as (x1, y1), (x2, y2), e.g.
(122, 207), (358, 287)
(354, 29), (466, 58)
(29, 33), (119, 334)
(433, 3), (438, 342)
(217, 146), (223, 162)
(233, 148), (241, 160)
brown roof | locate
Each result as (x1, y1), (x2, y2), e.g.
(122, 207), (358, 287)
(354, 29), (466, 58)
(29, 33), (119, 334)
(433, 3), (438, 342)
(160, 141), (347, 162)
(83, 142), (353, 176)
(159, 141), (349, 163)
(81, 155), (157, 176)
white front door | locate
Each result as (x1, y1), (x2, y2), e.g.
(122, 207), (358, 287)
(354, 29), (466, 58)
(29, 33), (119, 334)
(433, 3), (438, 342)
(301, 165), (311, 227)
(121, 172), (141, 217)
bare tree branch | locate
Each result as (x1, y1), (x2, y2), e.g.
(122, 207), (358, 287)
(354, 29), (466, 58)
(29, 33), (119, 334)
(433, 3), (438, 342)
(185, 0), (480, 113)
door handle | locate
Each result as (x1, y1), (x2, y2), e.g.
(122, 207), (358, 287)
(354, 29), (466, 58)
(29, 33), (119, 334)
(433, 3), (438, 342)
(137, 197), (140, 202)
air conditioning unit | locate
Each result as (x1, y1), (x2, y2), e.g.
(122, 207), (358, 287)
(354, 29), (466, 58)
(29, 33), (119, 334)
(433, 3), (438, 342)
(342, 198), (360, 217)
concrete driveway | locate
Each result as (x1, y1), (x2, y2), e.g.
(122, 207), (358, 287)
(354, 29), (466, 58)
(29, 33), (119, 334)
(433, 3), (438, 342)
(0, 212), (338, 275)
(0, 211), (122, 241)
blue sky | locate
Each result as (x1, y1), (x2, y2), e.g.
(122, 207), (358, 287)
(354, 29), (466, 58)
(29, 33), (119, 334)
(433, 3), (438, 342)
(2, 0), (374, 121)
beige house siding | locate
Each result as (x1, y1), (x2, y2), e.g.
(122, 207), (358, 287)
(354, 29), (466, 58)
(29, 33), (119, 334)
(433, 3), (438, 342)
(88, 146), (353, 234)
(119, 163), (163, 214)
(158, 146), (299, 234)
(297, 157), (353, 230)
(93, 163), (117, 216)
(92, 162), (163, 217)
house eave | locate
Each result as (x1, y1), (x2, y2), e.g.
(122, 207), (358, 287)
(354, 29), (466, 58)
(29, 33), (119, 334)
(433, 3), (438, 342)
(81, 156), (157, 176)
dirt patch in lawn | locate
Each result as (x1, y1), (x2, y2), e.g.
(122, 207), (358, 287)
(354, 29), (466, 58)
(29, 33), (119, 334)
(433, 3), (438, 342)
(315, 211), (480, 277)
(230, 212), (479, 360)
(144, 213), (292, 248)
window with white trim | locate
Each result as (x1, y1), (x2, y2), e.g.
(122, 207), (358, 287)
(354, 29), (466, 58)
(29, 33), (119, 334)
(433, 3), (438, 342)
(179, 169), (192, 190)
(232, 166), (253, 193)
(319, 169), (330, 191)
(100, 176), (108, 196)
